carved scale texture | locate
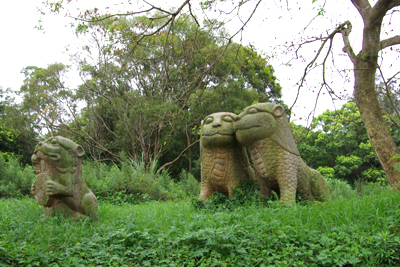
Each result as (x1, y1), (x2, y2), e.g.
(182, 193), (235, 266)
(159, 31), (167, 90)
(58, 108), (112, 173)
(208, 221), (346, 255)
(199, 146), (251, 200)
(249, 138), (328, 205)
(271, 114), (300, 156)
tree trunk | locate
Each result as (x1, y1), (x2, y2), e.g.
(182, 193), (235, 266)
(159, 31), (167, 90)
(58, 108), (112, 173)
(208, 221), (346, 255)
(353, 12), (400, 189)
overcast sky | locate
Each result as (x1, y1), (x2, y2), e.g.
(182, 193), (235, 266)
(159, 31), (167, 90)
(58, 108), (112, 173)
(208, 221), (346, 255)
(0, 1), (73, 89)
(1, 0), (398, 125)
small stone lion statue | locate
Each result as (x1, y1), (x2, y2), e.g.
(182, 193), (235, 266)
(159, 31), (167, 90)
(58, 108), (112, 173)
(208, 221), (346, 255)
(31, 136), (98, 220)
(199, 112), (255, 200)
(234, 103), (329, 205)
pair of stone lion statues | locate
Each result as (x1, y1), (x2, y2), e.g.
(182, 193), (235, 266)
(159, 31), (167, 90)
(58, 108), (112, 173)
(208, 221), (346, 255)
(199, 102), (329, 205)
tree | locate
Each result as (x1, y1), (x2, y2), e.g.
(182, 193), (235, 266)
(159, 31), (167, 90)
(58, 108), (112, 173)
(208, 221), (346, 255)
(26, 14), (283, 175)
(258, 0), (400, 188)
(376, 75), (400, 129)
(0, 87), (39, 164)
(40, 0), (400, 186)
(309, 0), (400, 188)
(292, 102), (393, 184)
(19, 63), (79, 136)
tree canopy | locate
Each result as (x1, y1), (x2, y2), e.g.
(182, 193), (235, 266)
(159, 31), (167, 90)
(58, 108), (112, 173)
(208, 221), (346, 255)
(16, 14), (283, 175)
(293, 102), (400, 184)
(7, 0), (400, 187)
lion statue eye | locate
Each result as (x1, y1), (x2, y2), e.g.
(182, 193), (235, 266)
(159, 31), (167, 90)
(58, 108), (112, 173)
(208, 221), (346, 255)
(204, 117), (214, 125)
(51, 139), (58, 144)
(222, 116), (233, 123)
(248, 108), (258, 114)
(50, 155), (60, 160)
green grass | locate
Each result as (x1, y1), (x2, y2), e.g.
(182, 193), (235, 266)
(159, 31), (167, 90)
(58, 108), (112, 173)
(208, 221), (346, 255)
(1, 188), (400, 266)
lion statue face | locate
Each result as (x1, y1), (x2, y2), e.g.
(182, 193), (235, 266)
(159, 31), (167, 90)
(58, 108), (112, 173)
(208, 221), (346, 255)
(200, 112), (238, 148)
(31, 136), (85, 174)
(234, 103), (299, 155)
(234, 103), (284, 143)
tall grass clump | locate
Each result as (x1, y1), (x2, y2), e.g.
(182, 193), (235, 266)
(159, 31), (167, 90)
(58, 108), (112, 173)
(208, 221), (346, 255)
(83, 157), (200, 203)
(0, 154), (35, 198)
(325, 177), (356, 200)
(177, 169), (201, 197)
(355, 179), (391, 196)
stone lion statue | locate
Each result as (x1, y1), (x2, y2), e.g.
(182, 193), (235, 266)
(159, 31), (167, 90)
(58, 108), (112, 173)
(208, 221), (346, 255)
(234, 103), (329, 205)
(31, 136), (98, 219)
(199, 112), (255, 200)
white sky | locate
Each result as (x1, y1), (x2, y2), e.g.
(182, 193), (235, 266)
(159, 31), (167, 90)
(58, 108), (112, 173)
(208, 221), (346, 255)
(0, 0), (398, 125)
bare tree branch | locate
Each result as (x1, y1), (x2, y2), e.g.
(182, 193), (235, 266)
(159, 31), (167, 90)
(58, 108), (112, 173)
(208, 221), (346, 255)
(388, 0), (400, 10)
(387, 70), (400, 84)
(339, 21), (357, 63)
(63, 123), (121, 162)
(377, 66), (400, 125)
(155, 139), (200, 177)
(380, 35), (400, 50)
(72, 0), (190, 23)
(290, 21), (352, 112)
(350, 0), (372, 19)
(188, 1), (200, 27)
(371, 0), (400, 23)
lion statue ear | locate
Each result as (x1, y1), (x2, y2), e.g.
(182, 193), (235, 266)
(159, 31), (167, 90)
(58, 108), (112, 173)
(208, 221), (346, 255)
(76, 145), (85, 158)
(272, 105), (284, 118)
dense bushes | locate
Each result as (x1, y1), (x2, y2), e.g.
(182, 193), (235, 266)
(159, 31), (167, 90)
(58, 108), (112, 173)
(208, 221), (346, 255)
(0, 154), (200, 201)
(0, 154), (35, 198)
(0, 153), (390, 203)
(82, 159), (200, 203)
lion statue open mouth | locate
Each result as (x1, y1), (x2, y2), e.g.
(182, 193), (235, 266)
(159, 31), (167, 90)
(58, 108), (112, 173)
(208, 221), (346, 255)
(31, 136), (98, 220)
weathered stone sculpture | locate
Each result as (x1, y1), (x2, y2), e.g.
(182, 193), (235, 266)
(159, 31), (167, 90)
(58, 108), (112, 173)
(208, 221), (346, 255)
(31, 136), (98, 220)
(199, 112), (255, 200)
(234, 103), (328, 205)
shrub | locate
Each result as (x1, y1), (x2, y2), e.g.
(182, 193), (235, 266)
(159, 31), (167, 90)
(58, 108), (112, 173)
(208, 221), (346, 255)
(317, 166), (335, 178)
(325, 177), (356, 200)
(0, 154), (35, 198)
(355, 179), (391, 196)
(194, 179), (269, 211)
(82, 158), (200, 203)
(177, 169), (200, 197)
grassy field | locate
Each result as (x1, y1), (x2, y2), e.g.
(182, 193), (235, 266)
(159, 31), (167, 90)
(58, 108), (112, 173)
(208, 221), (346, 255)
(1, 186), (400, 267)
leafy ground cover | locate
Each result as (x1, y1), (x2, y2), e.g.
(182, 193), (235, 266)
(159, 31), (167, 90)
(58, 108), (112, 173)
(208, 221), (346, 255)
(1, 186), (400, 267)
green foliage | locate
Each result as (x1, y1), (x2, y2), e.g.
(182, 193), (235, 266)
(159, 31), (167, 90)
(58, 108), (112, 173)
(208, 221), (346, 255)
(0, 153), (200, 202)
(293, 102), (390, 184)
(0, 154), (36, 198)
(83, 158), (200, 203)
(66, 14), (283, 174)
(325, 178), (355, 200)
(317, 166), (334, 178)
(1, 186), (400, 266)
(355, 180), (391, 197)
(193, 179), (272, 211)
(19, 63), (77, 137)
(0, 87), (38, 165)
(178, 169), (201, 197)
(389, 154), (400, 173)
